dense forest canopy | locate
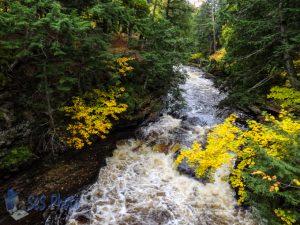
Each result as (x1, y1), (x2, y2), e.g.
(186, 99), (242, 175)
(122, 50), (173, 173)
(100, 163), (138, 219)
(1, 0), (300, 224)
(0, 0), (194, 155)
(192, 0), (300, 107)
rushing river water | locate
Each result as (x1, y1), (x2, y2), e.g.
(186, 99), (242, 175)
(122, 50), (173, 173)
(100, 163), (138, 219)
(65, 66), (255, 225)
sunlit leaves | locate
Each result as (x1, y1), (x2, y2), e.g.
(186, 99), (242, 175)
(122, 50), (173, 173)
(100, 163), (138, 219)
(63, 88), (128, 150)
(176, 115), (241, 179)
(176, 109), (300, 208)
(268, 87), (300, 110)
(191, 52), (204, 60)
(116, 57), (135, 76)
(274, 209), (297, 225)
(209, 48), (226, 62)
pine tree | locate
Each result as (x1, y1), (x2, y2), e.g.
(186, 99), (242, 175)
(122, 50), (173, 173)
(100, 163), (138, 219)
(220, 0), (300, 105)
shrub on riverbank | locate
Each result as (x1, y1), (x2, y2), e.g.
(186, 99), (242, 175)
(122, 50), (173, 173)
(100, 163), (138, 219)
(0, 0), (193, 170)
(176, 87), (300, 224)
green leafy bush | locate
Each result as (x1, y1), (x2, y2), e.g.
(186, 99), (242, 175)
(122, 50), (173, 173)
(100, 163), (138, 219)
(0, 146), (33, 170)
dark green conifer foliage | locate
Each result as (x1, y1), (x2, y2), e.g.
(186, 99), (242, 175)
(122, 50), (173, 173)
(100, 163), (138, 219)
(221, 0), (300, 106)
(0, 0), (191, 163)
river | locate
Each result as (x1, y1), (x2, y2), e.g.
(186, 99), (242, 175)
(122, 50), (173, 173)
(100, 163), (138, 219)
(64, 66), (255, 225)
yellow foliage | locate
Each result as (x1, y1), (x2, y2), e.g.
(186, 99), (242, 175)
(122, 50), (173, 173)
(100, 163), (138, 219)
(274, 209), (296, 225)
(294, 60), (300, 68)
(91, 21), (97, 29)
(191, 52), (204, 60)
(221, 25), (234, 46)
(81, 13), (93, 19)
(230, 110), (300, 204)
(116, 57), (134, 76)
(176, 109), (300, 205)
(252, 171), (280, 192)
(64, 88), (127, 150)
(175, 115), (241, 179)
(292, 179), (300, 186)
(209, 48), (226, 62)
(268, 86), (300, 110)
(175, 141), (232, 179)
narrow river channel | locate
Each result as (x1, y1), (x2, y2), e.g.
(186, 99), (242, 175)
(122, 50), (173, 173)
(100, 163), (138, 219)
(65, 66), (255, 225)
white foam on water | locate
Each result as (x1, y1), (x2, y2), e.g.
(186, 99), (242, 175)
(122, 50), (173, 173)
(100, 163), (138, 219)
(66, 66), (255, 225)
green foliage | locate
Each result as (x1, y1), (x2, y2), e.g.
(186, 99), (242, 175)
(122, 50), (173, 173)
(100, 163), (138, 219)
(221, 0), (300, 105)
(0, 0), (191, 154)
(0, 73), (7, 88)
(177, 88), (300, 224)
(194, 0), (300, 107)
(149, 0), (194, 33)
(193, 1), (213, 57)
(0, 146), (33, 170)
(243, 145), (300, 224)
(192, 0), (225, 57)
(124, 0), (150, 18)
(166, 0), (194, 33)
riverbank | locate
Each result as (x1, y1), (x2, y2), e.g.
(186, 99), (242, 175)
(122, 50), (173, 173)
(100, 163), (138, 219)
(65, 66), (255, 225)
(0, 119), (145, 225)
(190, 63), (282, 121)
(0, 65), (252, 225)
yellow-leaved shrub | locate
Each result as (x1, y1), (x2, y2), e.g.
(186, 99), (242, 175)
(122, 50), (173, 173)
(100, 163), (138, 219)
(116, 57), (134, 76)
(176, 110), (300, 205)
(209, 48), (226, 62)
(63, 88), (127, 150)
(274, 209), (297, 225)
(268, 86), (300, 110)
(191, 52), (204, 60)
(176, 115), (242, 178)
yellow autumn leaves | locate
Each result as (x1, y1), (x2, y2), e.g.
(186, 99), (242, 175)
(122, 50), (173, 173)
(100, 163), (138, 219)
(268, 86), (300, 109)
(175, 115), (239, 178)
(274, 209), (297, 225)
(116, 57), (134, 75)
(251, 171), (300, 194)
(209, 48), (226, 62)
(191, 52), (204, 60)
(252, 171), (280, 192)
(175, 141), (232, 179)
(63, 57), (135, 149)
(63, 88), (128, 150)
(176, 110), (300, 205)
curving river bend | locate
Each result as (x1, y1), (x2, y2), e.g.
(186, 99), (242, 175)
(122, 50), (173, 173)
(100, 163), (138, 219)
(65, 66), (255, 225)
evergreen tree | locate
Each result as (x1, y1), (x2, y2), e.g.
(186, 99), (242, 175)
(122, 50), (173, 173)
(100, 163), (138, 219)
(0, 0), (190, 167)
(165, 0), (194, 33)
(221, 0), (300, 106)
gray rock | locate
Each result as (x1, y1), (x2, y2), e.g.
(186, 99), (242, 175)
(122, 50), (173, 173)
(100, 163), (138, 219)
(0, 122), (31, 149)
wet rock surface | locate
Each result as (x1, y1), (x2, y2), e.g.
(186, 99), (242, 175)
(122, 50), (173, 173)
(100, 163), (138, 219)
(0, 126), (136, 225)
(65, 66), (255, 225)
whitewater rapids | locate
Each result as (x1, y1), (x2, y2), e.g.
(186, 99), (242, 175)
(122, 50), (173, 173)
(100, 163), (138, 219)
(66, 66), (255, 225)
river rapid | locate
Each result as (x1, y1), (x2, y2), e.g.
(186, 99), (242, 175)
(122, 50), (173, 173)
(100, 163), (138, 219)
(65, 66), (255, 225)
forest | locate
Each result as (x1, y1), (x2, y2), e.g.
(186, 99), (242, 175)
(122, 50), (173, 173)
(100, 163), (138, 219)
(0, 0), (300, 224)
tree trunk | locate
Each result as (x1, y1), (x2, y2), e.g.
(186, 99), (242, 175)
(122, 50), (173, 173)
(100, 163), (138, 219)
(103, 19), (109, 33)
(143, 74), (149, 90)
(166, 0), (171, 19)
(128, 23), (133, 43)
(279, 0), (299, 89)
(211, 0), (217, 53)
(152, 0), (158, 18)
(44, 74), (56, 154)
